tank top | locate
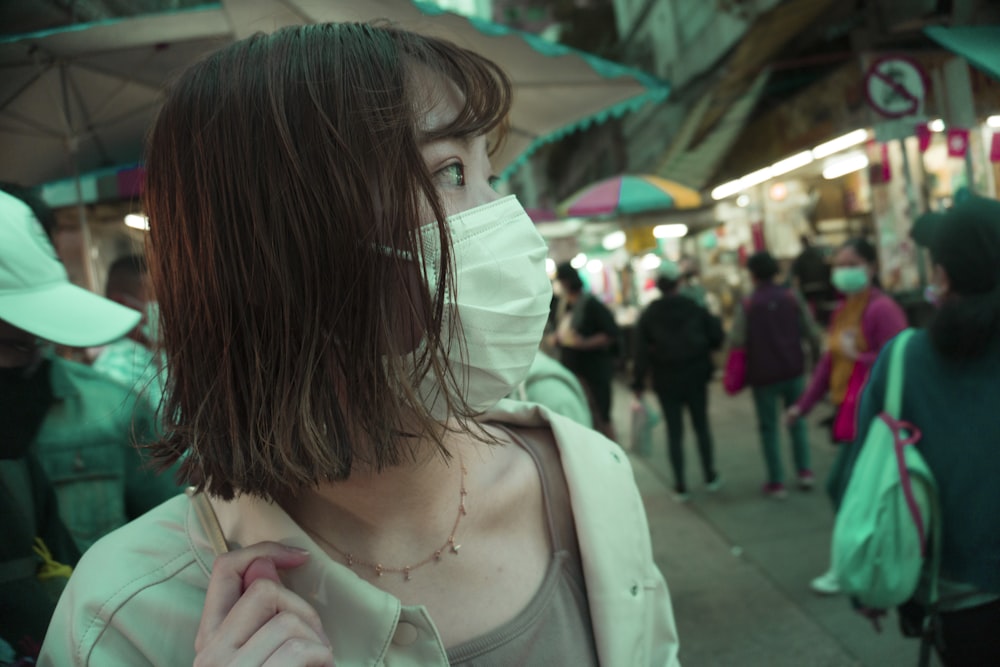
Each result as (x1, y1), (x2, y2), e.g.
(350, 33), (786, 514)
(446, 425), (599, 665)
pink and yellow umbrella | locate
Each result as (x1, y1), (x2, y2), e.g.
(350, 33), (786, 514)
(558, 174), (702, 217)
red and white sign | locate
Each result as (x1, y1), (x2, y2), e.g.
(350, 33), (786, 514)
(947, 128), (970, 158)
(864, 56), (928, 119)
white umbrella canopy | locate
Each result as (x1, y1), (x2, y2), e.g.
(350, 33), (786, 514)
(0, 7), (231, 186)
(0, 1), (668, 186)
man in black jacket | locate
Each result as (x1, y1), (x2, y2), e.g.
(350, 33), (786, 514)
(633, 260), (723, 500)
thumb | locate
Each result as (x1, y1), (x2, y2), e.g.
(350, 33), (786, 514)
(242, 556), (282, 593)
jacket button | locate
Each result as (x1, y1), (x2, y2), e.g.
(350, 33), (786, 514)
(392, 621), (419, 647)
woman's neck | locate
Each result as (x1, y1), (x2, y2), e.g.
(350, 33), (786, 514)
(281, 430), (477, 564)
(845, 286), (872, 305)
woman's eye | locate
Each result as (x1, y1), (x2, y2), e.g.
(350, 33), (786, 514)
(436, 163), (465, 187)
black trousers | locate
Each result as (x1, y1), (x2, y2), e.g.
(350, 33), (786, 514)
(937, 598), (1000, 666)
(653, 381), (716, 491)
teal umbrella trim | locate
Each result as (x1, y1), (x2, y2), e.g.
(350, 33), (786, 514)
(498, 88), (669, 181)
(413, 1), (668, 89)
(412, 1), (671, 181)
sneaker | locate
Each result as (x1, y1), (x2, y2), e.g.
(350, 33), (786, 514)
(810, 569), (841, 595)
(762, 482), (787, 499)
(673, 485), (691, 503)
(797, 470), (816, 490)
(706, 475), (724, 492)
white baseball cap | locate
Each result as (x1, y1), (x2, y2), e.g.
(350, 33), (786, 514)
(0, 190), (141, 346)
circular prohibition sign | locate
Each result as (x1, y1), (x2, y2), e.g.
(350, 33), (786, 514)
(863, 55), (929, 119)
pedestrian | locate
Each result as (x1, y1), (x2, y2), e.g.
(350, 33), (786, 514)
(0, 188), (182, 555)
(677, 255), (708, 308)
(552, 262), (621, 440)
(729, 251), (821, 498)
(0, 188), (150, 663)
(92, 254), (165, 409)
(839, 196), (1000, 666)
(40, 23), (679, 666)
(791, 234), (833, 327)
(633, 259), (724, 501)
(785, 237), (907, 594)
(511, 350), (593, 428)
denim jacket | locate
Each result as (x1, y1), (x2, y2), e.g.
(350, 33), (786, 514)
(31, 355), (182, 552)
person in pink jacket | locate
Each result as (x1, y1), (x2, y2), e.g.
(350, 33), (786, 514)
(784, 238), (907, 594)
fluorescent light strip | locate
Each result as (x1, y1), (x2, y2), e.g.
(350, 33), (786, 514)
(812, 129), (869, 159)
(653, 224), (689, 239)
(822, 153), (869, 180)
(770, 151), (814, 177)
(710, 128), (869, 200)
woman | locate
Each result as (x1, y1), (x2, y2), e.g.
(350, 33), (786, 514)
(843, 197), (1000, 665)
(785, 238), (907, 593)
(729, 251), (820, 498)
(39, 24), (678, 666)
(552, 262), (620, 440)
(633, 260), (724, 501)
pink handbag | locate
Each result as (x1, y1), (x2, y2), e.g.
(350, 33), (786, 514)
(832, 362), (870, 442)
(723, 348), (747, 395)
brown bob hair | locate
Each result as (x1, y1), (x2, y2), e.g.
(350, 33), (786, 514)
(145, 23), (512, 500)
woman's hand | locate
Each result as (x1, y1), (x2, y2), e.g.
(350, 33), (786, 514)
(839, 331), (859, 360)
(784, 405), (802, 426)
(194, 542), (334, 667)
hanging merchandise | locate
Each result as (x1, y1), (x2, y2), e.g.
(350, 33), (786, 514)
(879, 143), (892, 183)
(990, 133), (1000, 164)
(946, 128), (970, 158)
(915, 123), (932, 152)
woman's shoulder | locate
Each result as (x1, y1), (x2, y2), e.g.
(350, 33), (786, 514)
(41, 493), (208, 665)
(489, 405), (641, 501)
(868, 289), (906, 315)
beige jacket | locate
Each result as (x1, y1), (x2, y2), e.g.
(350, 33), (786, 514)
(40, 401), (680, 666)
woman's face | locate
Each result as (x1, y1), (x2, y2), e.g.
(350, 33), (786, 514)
(417, 78), (501, 220)
(832, 246), (874, 279)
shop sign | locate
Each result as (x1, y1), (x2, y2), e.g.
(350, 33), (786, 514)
(864, 56), (929, 119)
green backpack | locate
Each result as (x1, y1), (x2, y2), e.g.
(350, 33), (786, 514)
(832, 329), (941, 611)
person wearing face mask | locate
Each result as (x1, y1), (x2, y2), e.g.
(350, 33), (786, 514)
(0, 189), (183, 557)
(0, 188), (157, 662)
(92, 254), (166, 410)
(838, 196), (1000, 666)
(40, 24), (679, 667)
(785, 237), (907, 595)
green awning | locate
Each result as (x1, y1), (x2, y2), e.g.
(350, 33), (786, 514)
(925, 25), (1000, 81)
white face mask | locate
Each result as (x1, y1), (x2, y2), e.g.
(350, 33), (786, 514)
(418, 195), (552, 416)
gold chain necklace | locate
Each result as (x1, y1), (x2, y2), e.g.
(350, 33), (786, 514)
(305, 456), (468, 582)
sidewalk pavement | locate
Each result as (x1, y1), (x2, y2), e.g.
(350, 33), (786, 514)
(612, 379), (936, 667)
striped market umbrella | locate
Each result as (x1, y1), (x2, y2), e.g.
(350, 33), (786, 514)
(558, 174), (702, 217)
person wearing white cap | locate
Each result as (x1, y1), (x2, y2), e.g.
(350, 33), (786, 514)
(0, 188), (181, 554)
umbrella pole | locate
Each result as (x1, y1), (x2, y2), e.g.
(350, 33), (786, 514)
(71, 159), (98, 292)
